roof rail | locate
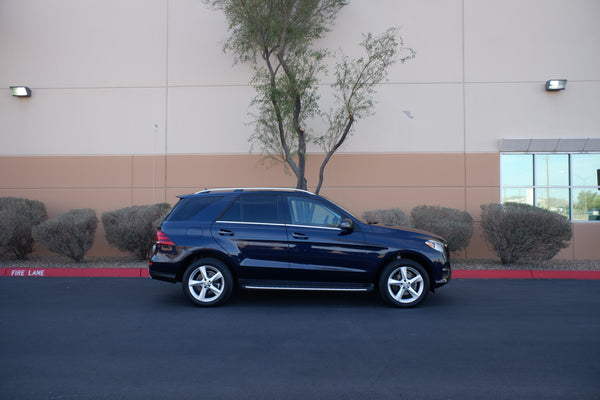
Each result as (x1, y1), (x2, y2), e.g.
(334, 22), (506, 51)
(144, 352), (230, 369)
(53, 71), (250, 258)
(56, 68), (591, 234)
(194, 187), (315, 195)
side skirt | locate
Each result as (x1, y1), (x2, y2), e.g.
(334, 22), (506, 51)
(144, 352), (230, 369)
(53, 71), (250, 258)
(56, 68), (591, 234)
(238, 279), (374, 292)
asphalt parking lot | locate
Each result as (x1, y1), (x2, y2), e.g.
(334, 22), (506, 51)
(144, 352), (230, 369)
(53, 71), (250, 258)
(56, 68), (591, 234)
(1, 277), (599, 399)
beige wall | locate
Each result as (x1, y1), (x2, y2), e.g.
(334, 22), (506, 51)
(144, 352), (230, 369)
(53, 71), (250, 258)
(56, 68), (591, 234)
(2, 0), (599, 157)
(1, 153), (598, 260)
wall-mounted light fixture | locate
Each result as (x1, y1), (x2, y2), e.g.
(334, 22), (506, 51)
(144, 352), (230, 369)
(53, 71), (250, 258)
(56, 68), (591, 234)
(545, 79), (567, 91)
(9, 86), (32, 97)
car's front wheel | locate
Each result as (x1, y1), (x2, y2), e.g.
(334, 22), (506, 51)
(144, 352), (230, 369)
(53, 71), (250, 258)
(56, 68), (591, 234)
(379, 259), (430, 308)
(182, 258), (233, 306)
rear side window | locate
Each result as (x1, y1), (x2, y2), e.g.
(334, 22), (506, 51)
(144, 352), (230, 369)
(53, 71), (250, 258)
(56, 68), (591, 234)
(167, 196), (222, 221)
(220, 194), (282, 224)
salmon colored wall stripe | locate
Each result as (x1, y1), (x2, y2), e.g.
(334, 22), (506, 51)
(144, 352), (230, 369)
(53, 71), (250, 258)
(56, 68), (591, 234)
(1, 153), (598, 260)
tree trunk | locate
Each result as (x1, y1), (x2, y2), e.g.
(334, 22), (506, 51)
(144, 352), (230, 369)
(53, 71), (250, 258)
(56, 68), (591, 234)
(314, 114), (354, 195)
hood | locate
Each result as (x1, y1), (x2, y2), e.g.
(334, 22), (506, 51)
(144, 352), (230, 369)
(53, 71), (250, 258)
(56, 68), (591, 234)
(366, 223), (446, 242)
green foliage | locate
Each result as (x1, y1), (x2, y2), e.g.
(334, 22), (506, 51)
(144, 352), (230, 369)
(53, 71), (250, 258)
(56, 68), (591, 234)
(480, 203), (572, 264)
(0, 197), (48, 260)
(362, 208), (411, 227)
(207, 0), (346, 64)
(33, 209), (98, 262)
(410, 205), (473, 253)
(206, 0), (414, 193)
(102, 203), (171, 260)
(575, 190), (600, 220)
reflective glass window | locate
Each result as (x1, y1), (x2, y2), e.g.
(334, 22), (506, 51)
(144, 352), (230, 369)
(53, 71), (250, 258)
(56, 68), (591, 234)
(535, 154), (569, 186)
(501, 152), (599, 221)
(536, 188), (569, 218)
(573, 189), (600, 221)
(501, 187), (534, 205)
(572, 154), (600, 187)
(501, 154), (533, 186)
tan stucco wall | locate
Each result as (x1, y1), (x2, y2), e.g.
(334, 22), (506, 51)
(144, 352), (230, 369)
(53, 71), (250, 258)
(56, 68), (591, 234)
(1, 153), (598, 260)
(2, 1), (600, 157)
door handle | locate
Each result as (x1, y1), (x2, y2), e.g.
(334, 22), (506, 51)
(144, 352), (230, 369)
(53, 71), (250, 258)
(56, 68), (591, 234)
(218, 229), (234, 236)
(292, 232), (308, 240)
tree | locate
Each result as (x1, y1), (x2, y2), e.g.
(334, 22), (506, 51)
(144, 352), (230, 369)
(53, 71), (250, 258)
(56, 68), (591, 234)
(206, 0), (415, 193)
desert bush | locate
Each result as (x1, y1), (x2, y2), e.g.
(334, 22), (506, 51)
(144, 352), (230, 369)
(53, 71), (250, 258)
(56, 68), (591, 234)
(33, 209), (98, 262)
(362, 208), (411, 227)
(480, 202), (572, 264)
(411, 205), (474, 253)
(102, 203), (171, 260)
(0, 197), (48, 259)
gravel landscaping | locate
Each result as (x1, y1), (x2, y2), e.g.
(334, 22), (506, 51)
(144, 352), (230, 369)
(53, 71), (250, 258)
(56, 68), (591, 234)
(452, 258), (600, 271)
(0, 255), (146, 269)
(1, 254), (598, 271)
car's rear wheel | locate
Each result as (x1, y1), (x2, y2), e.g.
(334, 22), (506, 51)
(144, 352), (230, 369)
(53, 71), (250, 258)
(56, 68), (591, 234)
(379, 259), (430, 308)
(182, 258), (233, 306)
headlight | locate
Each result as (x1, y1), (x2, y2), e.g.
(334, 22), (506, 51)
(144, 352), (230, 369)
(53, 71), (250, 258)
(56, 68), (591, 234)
(425, 239), (446, 253)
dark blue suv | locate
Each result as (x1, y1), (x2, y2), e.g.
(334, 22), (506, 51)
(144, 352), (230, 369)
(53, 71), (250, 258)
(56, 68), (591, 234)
(149, 188), (451, 307)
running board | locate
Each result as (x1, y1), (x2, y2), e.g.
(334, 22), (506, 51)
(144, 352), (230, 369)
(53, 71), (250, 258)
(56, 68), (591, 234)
(239, 280), (374, 292)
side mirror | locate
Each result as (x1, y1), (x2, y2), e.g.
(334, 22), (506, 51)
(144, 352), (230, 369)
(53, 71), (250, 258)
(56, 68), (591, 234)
(339, 218), (354, 232)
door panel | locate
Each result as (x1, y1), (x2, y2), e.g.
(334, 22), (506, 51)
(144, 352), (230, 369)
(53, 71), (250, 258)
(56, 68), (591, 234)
(211, 193), (290, 280)
(287, 225), (371, 282)
(285, 195), (371, 282)
(212, 222), (290, 280)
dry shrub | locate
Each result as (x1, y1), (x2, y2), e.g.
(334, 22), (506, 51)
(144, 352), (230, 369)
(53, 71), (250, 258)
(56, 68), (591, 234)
(362, 208), (411, 227)
(0, 197), (48, 260)
(102, 203), (171, 260)
(480, 203), (572, 264)
(33, 209), (97, 262)
(411, 205), (474, 252)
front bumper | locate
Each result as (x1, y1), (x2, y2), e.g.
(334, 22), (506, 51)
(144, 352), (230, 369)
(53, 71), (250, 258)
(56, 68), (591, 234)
(434, 264), (452, 288)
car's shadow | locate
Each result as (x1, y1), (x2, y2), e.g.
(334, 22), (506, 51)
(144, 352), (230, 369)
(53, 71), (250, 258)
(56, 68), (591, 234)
(154, 284), (451, 309)
(230, 288), (382, 308)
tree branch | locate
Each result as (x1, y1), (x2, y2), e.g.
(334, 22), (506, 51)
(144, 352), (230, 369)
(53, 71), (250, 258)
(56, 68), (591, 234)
(315, 112), (354, 194)
(276, 50), (307, 189)
(264, 53), (300, 178)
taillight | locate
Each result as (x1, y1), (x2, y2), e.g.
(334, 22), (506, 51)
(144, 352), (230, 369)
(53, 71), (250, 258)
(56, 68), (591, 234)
(156, 230), (175, 246)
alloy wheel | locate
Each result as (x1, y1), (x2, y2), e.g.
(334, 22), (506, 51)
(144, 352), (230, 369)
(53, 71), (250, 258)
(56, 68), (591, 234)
(386, 265), (425, 304)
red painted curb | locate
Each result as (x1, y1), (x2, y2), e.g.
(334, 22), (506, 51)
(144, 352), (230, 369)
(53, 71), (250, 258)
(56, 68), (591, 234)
(453, 270), (533, 279)
(1, 268), (599, 279)
(452, 269), (600, 280)
(531, 270), (600, 280)
(1, 267), (149, 278)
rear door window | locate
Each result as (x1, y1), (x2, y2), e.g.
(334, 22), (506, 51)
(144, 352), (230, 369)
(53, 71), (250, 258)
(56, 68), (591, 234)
(220, 194), (283, 224)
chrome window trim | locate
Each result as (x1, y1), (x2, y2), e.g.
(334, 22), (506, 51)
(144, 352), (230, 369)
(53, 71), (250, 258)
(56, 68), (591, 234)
(286, 224), (341, 231)
(215, 221), (341, 231)
(216, 220), (286, 227)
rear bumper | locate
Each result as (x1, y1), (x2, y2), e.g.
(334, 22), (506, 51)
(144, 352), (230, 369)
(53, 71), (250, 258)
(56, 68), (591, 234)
(148, 261), (178, 283)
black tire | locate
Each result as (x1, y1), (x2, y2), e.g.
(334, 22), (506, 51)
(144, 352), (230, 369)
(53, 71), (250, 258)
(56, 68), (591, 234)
(182, 258), (233, 307)
(378, 259), (430, 308)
